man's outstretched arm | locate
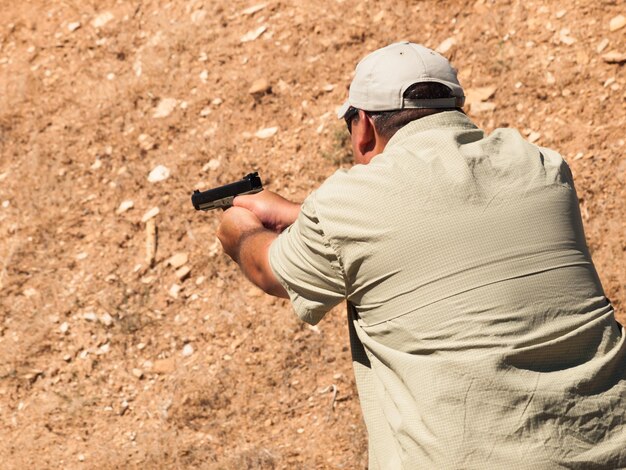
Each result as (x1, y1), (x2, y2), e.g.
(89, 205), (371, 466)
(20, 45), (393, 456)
(217, 189), (303, 297)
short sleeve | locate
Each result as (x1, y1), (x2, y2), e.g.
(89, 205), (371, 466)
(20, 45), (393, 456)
(268, 196), (346, 325)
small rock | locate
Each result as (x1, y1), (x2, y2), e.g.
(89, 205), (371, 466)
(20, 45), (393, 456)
(2, 200), (9, 208)
(559, 29), (576, 45)
(116, 200), (134, 215)
(242, 3), (267, 15)
(241, 25), (267, 43)
(255, 126), (278, 139)
(546, 72), (556, 85)
(555, 10), (567, 19)
(175, 266), (191, 281)
(609, 15), (626, 32)
(249, 78), (271, 96)
(90, 159), (102, 170)
(435, 37), (456, 54)
(83, 311), (98, 322)
(60, 322), (69, 334)
(199, 70), (209, 82)
(195, 276), (206, 285)
(322, 84), (335, 92)
(153, 98), (177, 118)
(182, 343), (194, 357)
(528, 132), (541, 143)
(199, 107), (212, 117)
(68, 21), (81, 32)
(167, 253), (189, 269)
(211, 97), (223, 106)
(470, 102), (497, 113)
(99, 312), (114, 327)
(132, 368), (144, 379)
(119, 400), (129, 415)
(78, 454), (85, 462)
(136, 342), (146, 350)
(92, 12), (114, 28)
(137, 134), (156, 151)
(465, 86), (497, 103)
(63, 354), (72, 362)
(191, 10), (207, 24)
(202, 159), (221, 172)
(23, 287), (37, 297)
(148, 165), (170, 183)
(597, 38), (610, 53)
(141, 207), (160, 223)
(169, 284), (181, 299)
(76, 252), (88, 260)
(602, 52), (626, 64)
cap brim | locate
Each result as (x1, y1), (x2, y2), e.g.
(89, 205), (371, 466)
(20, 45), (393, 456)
(336, 101), (350, 119)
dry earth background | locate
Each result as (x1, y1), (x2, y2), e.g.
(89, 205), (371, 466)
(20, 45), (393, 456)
(0, 0), (625, 468)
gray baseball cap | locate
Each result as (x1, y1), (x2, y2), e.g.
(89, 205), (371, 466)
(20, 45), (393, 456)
(337, 41), (465, 118)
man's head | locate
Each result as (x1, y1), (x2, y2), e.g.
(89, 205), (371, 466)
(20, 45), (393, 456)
(338, 42), (465, 164)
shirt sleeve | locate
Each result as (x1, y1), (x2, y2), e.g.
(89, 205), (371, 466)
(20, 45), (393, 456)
(268, 196), (346, 325)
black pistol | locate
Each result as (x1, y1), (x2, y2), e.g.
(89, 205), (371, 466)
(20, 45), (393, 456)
(191, 172), (263, 211)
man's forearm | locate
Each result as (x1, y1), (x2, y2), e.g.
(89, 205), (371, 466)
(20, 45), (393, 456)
(237, 228), (289, 298)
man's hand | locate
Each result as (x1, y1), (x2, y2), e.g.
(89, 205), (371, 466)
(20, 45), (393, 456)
(234, 190), (300, 233)
(216, 206), (288, 298)
(216, 206), (264, 262)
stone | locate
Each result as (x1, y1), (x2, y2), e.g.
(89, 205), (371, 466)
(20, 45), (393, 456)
(470, 102), (497, 113)
(249, 78), (271, 96)
(148, 165), (170, 183)
(182, 343), (194, 357)
(609, 15), (626, 32)
(132, 368), (144, 379)
(137, 133), (156, 151)
(242, 3), (267, 15)
(116, 200), (134, 215)
(202, 159), (221, 172)
(191, 10), (207, 24)
(175, 266), (191, 281)
(92, 12), (114, 29)
(153, 98), (177, 118)
(602, 52), (626, 64)
(169, 284), (181, 299)
(528, 132), (541, 143)
(99, 312), (114, 327)
(435, 37), (456, 54)
(597, 38), (610, 53)
(255, 126), (278, 139)
(83, 311), (98, 322)
(465, 86), (497, 104)
(141, 207), (159, 223)
(60, 322), (69, 334)
(167, 253), (188, 268)
(68, 21), (81, 32)
(240, 26), (267, 43)
(555, 10), (567, 19)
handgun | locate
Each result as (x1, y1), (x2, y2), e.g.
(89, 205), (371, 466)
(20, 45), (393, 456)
(191, 172), (263, 211)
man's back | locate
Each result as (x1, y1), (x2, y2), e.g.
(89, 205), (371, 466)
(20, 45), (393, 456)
(269, 111), (626, 468)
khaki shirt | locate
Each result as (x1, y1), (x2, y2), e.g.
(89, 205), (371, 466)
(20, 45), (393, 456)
(269, 111), (626, 469)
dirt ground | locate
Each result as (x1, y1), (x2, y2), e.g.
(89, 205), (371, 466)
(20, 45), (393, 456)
(0, 0), (624, 468)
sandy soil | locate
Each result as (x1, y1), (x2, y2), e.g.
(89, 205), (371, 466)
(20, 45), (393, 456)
(0, 0), (624, 468)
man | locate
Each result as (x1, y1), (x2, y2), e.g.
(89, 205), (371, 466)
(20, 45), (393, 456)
(217, 42), (626, 468)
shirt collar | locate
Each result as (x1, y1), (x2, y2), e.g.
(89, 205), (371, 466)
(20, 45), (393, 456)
(385, 111), (480, 149)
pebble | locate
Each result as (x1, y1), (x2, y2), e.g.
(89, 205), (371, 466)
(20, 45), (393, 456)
(83, 311), (98, 322)
(99, 312), (114, 327)
(153, 98), (177, 118)
(242, 3), (267, 15)
(147, 165), (170, 183)
(169, 284), (181, 298)
(191, 10), (207, 24)
(152, 357), (176, 374)
(175, 266), (191, 281)
(241, 26), (267, 43)
(2, 200), (9, 208)
(92, 12), (114, 28)
(249, 78), (271, 96)
(202, 159), (221, 172)
(182, 343), (194, 357)
(141, 207), (160, 223)
(167, 252), (188, 269)
(116, 200), (134, 215)
(132, 368), (144, 379)
(597, 38), (610, 53)
(211, 98), (223, 106)
(255, 126), (278, 139)
(546, 72), (556, 85)
(60, 322), (69, 334)
(78, 454), (85, 462)
(68, 21), (81, 32)
(555, 10), (567, 19)
(137, 133), (156, 151)
(63, 354), (72, 362)
(199, 70), (209, 82)
(436, 37), (456, 54)
(195, 276), (206, 285)
(609, 15), (626, 32)
(602, 52), (626, 64)
(528, 132), (541, 143)
(199, 106), (212, 117)
(470, 102), (496, 113)
(466, 86), (497, 103)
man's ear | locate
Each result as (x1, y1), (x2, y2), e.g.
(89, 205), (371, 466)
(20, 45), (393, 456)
(354, 110), (377, 158)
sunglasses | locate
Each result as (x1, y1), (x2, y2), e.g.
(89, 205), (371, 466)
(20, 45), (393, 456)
(343, 106), (359, 134)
